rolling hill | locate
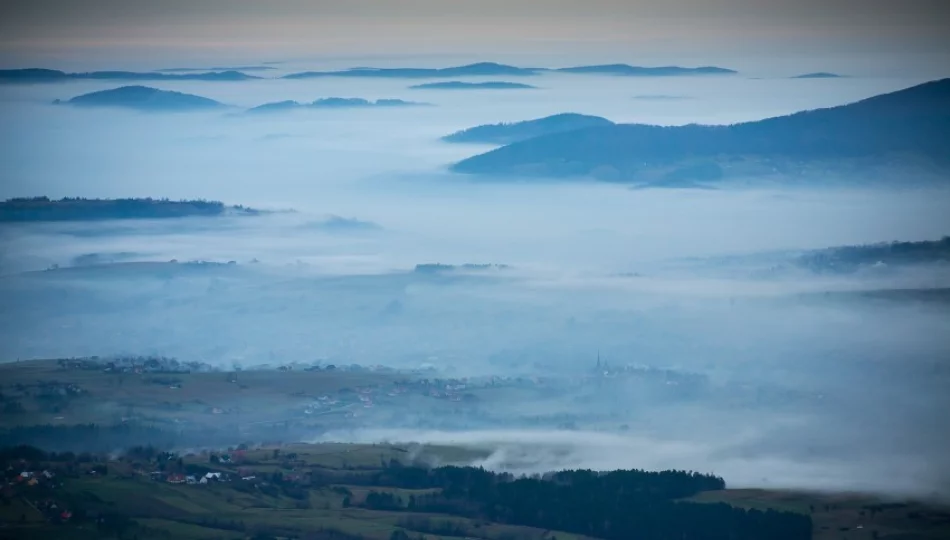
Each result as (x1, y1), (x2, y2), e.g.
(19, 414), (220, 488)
(451, 78), (950, 183)
(56, 86), (225, 111)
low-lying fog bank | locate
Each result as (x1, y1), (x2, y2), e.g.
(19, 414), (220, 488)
(316, 428), (950, 501)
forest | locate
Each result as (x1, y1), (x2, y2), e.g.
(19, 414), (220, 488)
(352, 464), (811, 540)
(0, 197), (259, 222)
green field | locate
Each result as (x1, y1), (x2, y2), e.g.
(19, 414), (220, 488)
(2, 442), (948, 540)
(0, 442), (595, 539)
(688, 489), (950, 540)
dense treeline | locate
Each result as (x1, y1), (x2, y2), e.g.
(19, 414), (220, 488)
(796, 236), (950, 273)
(0, 196), (258, 222)
(357, 465), (811, 540)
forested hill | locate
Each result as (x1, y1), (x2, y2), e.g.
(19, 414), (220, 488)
(316, 464), (810, 540)
(443, 113), (614, 144)
(58, 86), (224, 111)
(0, 197), (259, 222)
(451, 78), (950, 182)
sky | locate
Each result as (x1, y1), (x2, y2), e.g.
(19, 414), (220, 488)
(1, 0), (949, 73)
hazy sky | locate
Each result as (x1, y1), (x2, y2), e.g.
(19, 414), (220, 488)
(1, 0), (949, 72)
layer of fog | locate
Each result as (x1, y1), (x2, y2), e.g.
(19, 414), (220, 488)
(3, 187), (950, 275)
(2, 64), (950, 499)
(1, 72), (940, 206)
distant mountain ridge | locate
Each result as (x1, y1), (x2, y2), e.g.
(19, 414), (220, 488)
(409, 81), (537, 90)
(451, 78), (950, 183)
(283, 62), (737, 79)
(56, 86), (224, 111)
(0, 68), (260, 83)
(444, 113), (615, 145)
(284, 62), (537, 79)
(555, 65), (736, 76)
(2, 62), (738, 82)
(157, 66), (276, 72)
(54, 87), (429, 113)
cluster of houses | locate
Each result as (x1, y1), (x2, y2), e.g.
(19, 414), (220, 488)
(297, 375), (566, 418)
(161, 471), (232, 485)
(35, 499), (73, 522)
(3, 469), (73, 522)
(56, 355), (214, 374)
(9, 468), (56, 488)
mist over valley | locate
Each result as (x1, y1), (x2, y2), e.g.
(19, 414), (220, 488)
(2, 40), (950, 539)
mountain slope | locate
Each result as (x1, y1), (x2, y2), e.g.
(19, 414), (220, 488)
(444, 113), (615, 144)
(451, 78), (950, 182)
(59, 86), (225, 111)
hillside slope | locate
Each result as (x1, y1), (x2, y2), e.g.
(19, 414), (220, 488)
(444, 113), (614, 144)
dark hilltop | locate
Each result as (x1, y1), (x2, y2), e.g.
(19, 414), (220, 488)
(792, 72), (845, 79)
(444, 113), (615, 145)
(55, 86), (225, 112)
